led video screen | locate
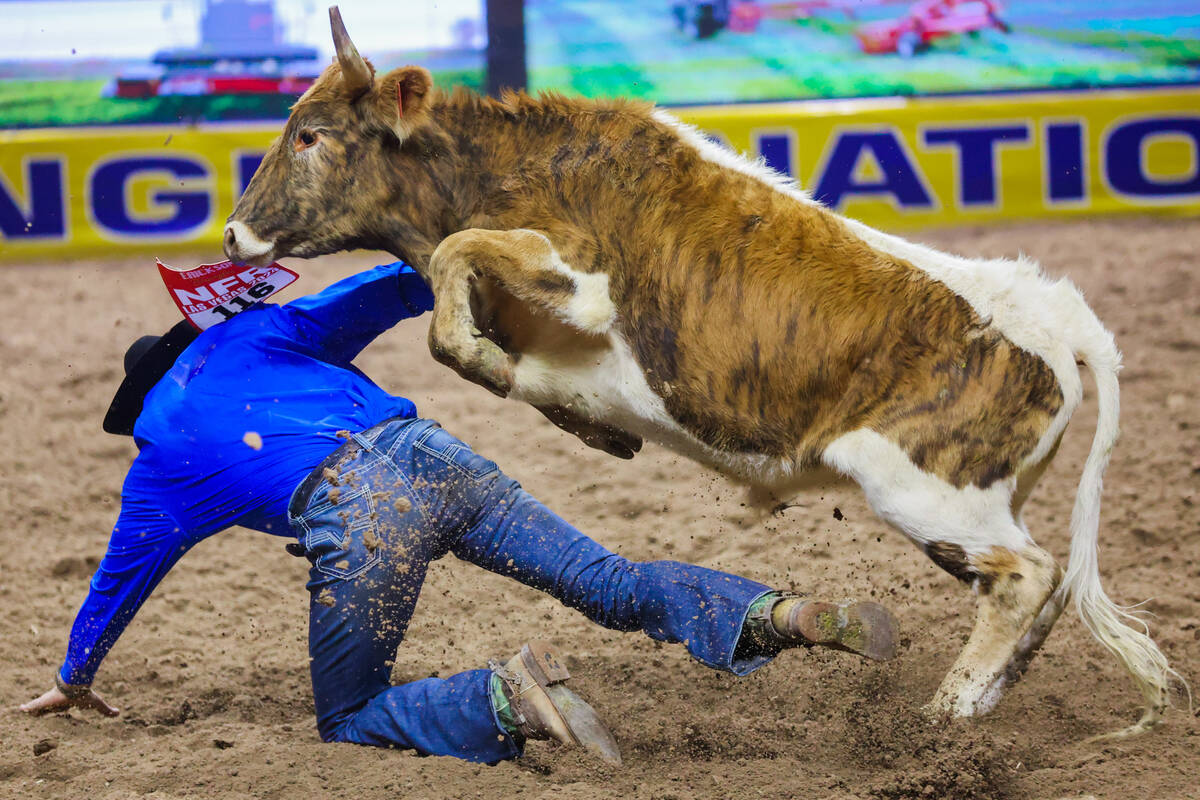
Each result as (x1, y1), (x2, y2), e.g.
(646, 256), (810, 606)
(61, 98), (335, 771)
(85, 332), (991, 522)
(0, 0), (485, 128)
(526, 0), (1200, 105)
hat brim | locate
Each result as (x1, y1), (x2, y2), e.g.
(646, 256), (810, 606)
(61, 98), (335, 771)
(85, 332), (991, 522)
(103, 320), (199, 436)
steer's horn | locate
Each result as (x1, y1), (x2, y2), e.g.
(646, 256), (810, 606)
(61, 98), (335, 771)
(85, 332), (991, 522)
(329, 5), (373, 98)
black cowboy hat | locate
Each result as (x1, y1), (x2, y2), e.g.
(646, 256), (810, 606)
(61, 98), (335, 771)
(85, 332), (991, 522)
(102, 320), (199, 436)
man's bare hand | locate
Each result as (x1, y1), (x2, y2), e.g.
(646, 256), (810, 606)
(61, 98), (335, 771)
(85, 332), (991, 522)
(20, 685), (119, 717)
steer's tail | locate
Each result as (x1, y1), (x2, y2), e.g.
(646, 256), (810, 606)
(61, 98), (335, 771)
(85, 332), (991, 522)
(1057, 284), (1185, 737)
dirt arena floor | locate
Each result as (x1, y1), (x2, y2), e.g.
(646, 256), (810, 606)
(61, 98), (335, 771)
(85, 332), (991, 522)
(1, 216), (1197, 800)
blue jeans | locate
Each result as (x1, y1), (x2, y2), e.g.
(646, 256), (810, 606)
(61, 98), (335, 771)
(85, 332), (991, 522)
(287, 417), (774, 763)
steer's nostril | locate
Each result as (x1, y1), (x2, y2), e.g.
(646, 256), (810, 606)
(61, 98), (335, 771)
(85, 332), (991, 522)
(223, 225), (238, 255)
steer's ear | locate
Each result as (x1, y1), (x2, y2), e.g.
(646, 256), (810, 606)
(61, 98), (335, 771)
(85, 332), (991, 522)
(374, 66), (434, 140)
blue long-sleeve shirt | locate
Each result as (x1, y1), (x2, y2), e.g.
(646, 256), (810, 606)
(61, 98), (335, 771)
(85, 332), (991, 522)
(60, 262), (435, 685)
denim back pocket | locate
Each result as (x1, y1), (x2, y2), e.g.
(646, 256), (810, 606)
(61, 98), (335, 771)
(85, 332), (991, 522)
(412, 426), (499, 481)
(297, 486), (382, 581)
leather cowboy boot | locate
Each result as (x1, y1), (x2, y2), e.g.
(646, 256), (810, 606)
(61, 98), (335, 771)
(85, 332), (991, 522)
(491, 641), (622, 765)
(749, 594), (899, 661)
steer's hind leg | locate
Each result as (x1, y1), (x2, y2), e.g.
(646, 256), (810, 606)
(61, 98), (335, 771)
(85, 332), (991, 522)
(425, 228), (616, 397)
(925, 543), (1061, 718)
(970, 441), (1069, 711)
(977, 583), (1067, 712)
(822, 429), (1063, 719)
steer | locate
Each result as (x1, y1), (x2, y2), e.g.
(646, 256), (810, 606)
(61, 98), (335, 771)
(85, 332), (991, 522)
(224, 7), (1180, 737)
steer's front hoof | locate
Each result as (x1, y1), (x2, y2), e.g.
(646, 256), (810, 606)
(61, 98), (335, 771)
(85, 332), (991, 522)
(469, 343), (514, 398)
(429, 334), (513, 398)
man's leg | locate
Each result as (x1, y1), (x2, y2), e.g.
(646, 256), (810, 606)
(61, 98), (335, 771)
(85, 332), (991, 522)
(291, 421), (519, 763)
(453, 483), (778, 674)
(396, 423), (895, 675)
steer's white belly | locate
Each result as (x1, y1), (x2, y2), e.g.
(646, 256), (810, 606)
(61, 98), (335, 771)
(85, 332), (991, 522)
(508, 327), (839, 495)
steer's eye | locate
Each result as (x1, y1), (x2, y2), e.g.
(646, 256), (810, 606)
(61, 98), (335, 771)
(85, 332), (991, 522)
(295, 129), (319, 152)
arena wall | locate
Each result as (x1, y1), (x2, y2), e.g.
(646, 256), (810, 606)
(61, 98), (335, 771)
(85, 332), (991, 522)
(1, 85), (1197, 263)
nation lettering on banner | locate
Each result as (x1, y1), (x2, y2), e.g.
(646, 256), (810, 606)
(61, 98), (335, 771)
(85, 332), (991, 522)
(157, 258), (299, 330)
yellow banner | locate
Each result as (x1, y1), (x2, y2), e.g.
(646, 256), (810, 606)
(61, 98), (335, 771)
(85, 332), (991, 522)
(1, 126), (277, 261)
(2, 86), (1198, 261)
(678, 85), (1200, 228)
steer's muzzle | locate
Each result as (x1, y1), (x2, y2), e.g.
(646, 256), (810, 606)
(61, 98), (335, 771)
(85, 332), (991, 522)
(223, 221), (275, 266)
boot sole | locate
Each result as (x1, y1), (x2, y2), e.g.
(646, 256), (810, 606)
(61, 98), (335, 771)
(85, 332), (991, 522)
(790, 601), (898, 661)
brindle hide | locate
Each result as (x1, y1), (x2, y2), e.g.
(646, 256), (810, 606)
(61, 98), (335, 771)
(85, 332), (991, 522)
(230, 64), (1062, 490)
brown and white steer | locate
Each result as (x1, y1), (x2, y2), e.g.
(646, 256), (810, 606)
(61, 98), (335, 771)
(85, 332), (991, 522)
(224, 7), (1179, 737)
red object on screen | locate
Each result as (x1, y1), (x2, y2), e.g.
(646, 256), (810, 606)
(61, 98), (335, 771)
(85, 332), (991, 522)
(857, 0), (1009, 56)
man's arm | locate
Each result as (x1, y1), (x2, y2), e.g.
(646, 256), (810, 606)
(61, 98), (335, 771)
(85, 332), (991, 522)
(279, 261), (435, 363)
(21, 475), (195, 716)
